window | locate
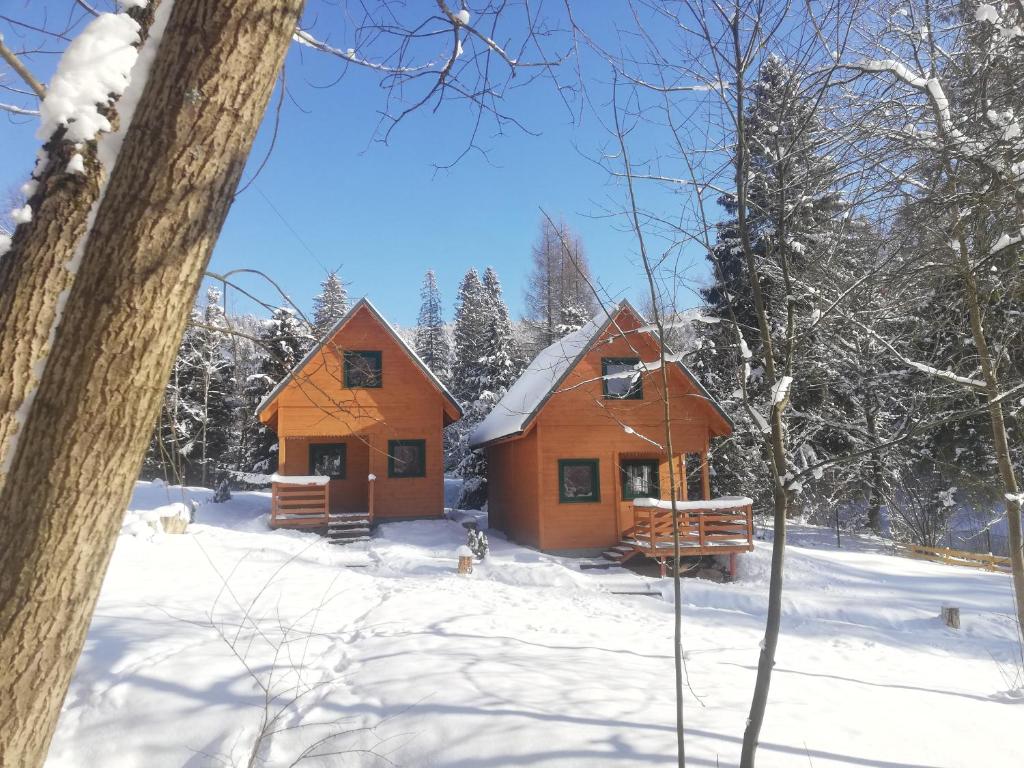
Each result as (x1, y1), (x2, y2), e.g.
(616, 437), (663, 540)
(388, 439), (426, 478)
(602, 357), (642, 399)
(621, 459), (660, 500)
(344, 350), (382, 388)
(558, 459), (600, 503)
(310, 443), (346, 479)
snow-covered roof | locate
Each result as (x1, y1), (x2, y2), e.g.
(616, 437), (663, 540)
(256, 298), (462, 419)
(468, 300), (732, 449)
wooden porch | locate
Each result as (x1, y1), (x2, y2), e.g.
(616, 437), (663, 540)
(269, 474), (376, 544)
(608, 496), (754, 576)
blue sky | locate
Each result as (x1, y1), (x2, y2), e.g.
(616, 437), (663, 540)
(1, 2), (713, 326)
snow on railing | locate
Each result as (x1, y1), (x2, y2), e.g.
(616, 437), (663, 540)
(633, 495), (753, 511)
(268, 473), (330, 486)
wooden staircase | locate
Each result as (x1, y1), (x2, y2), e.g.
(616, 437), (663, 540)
(326, 511), (372, 544)
(601, 541), (640, 566)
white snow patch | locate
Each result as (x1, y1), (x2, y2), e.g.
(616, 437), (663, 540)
(37, 13), (142, 143)
(11, 205), (32, 224)
(0, 233), (11, 257)
(634, 495), (753, 511)
(268, 473), (330, 486)
(66, 153), (86, 174)
(975, 3), (999, 23)
(771, 375), (793, 405)
(454, 9), (471, 25)
(51, 482), (1024, 767)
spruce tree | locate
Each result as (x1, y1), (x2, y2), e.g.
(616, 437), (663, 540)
(695, 55), (856, 513)
(450, 268), (488, 404)
(243, 307), (315, 475)
(455, 267), (525, 508)
(312, 271), (349, 339)
(414, 270), (452, 382)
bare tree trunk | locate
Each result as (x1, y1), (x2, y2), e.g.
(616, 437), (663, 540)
(954, 232), (1024, 638)
(0, 1), (303, 764)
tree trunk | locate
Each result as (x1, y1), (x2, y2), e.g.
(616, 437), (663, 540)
(954, 234), (1024, 642)
(0, 2), (163, 475)
(0, 1), (303, 764)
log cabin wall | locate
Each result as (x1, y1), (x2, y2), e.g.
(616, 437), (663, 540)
(269, 304), (451, 520)
(530, 308), (721, 551)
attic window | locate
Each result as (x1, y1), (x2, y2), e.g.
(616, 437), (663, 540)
(602, 357), (642, 400)
(344, 350), (382, 388)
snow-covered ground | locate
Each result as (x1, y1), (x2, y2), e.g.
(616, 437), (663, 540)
(47, 481), (1023, 767)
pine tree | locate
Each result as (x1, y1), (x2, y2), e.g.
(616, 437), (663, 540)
(243, 307), (315, 475)
(312, 271), (349, 339)
(554, 301), (589, 338)
(414, 270), (452, 382)
(455, 267), (525, 508)
(696, 55), (856, 513)
(449, 268), (488, 404)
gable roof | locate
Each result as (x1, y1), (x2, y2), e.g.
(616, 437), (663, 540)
(256, 297), (462, 420)
(468, 300), (731, 449)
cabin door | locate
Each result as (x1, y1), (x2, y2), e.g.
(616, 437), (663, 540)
(617, 458), (660, 538)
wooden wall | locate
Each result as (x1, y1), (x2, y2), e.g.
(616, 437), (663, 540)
(269, 305), (447, 519)
(491, 306), (726, 551)
(486, 428), (541, 547)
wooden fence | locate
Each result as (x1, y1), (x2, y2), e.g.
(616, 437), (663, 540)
(893, 543), (1011, 573)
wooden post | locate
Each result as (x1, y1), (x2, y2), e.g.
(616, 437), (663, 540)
(701, 450), (711, 501)
(941, 606), (960, 629)
(367, 473), (376, 523)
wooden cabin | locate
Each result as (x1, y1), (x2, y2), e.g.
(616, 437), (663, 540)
(257, 299), (462, 541)
(469, 300), (753, 571)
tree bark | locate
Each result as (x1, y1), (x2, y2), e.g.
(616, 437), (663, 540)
(0, 1), (303, 764)
(954, 233), (1024, 642)
(0, 2), (161, 475)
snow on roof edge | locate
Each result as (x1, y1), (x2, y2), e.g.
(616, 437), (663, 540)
(468, 299), (732, 449)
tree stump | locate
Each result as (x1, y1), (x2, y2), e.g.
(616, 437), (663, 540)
(941, 606), (960, 629)
(457, 545), (474, 575)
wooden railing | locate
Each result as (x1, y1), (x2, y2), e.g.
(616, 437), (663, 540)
(894, 543), (1011, 573)
(270, 479), (329, 528)
(630, 498), (754, 555)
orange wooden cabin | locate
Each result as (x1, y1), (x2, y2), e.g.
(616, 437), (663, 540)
(257, 299), (462, 540)
(469, 300), (753, 569)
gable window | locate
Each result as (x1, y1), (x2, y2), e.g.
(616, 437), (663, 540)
(344, 350), (382, 388)
(602, 357), (642, 400)
(310, 443), (347, 479)
(558, 459), (600, 503)
(621, 459), (660, 500)
(388, 439), (426, 478)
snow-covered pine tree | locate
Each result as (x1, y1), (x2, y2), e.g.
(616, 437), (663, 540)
(456, 267), (525, 509)
(695, 55), (857, 513)
(414, 269), (452, 383)
(242, 307), (315, 475)
(449, 268), (488, 404)
(142, 288), (236, 487)
(553, 300), (589, 338)
(312, 271), (349, 339)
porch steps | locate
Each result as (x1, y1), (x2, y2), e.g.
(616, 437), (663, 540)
(326, 512), (372, 545)
(600, 542), (639, 565)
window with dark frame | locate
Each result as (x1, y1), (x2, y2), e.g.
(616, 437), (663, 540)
(309, 443), (347, 479)
(344, 350), (382, 388)
(620, 459), (660, 500)
(602, 357), (643, 399)
(388, 439), (426, 478)
(558, 459), (600, 503)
